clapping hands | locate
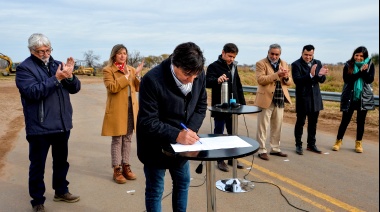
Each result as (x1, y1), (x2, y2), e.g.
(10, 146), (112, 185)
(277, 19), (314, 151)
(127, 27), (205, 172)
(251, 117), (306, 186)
(56, 57), (74, 81)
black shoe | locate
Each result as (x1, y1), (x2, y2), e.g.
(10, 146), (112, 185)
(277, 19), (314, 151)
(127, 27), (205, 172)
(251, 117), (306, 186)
(307, 145), (322, 154)
(227, 159), (244, 169)
(296, 146), (303, 155)
(33, 204), (45, 212)
(217, 161), (229, 172)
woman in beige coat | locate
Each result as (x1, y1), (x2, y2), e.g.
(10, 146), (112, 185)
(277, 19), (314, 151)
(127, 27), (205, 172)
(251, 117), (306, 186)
(101, 44), (143, 184)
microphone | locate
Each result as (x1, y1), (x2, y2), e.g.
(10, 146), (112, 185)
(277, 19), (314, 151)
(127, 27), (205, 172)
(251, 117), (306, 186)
(195, 161), (203, 174)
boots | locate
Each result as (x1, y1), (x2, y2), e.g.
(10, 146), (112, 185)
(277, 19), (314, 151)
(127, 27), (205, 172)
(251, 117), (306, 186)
(332, 139), (343, 151)
(113, 166), (127, 184)
(123, 164), (137, 180)
(355, 140), (363, 153)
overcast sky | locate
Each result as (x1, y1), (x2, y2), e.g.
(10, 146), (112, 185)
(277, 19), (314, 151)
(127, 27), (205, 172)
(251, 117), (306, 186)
(1, 0), (379, 66)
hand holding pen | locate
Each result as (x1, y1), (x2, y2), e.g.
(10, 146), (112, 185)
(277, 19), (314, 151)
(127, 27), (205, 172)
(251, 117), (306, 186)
(176, 123), (200, 145)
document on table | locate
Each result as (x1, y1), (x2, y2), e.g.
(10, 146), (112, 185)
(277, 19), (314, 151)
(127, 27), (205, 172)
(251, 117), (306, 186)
(171, 136), (252, 152)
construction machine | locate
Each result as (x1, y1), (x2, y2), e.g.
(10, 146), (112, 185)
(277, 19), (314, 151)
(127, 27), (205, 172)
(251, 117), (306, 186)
(0, 53), (18, 76)
(73, 60), (96, 76)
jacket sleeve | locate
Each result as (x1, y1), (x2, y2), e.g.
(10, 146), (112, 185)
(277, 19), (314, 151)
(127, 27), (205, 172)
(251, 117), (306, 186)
(235, 68), (246, 105)
(363, 61), (375, 84)
(187, 72), (208, 131)
(206, 64), (219, 88)
(103, 66), (129, 94)
(256, 61), (279, 86)
(314, 60), (326, 83)
(16, 63), (61, 101)
(291, 61), (311, 86)
(61, 75), (81, 94)
(138, 75), (181, 144)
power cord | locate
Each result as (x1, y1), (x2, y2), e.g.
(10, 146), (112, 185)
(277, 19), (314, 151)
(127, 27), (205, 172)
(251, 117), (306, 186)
(242, 114), (249, 137)
(243, 155), (309, 212)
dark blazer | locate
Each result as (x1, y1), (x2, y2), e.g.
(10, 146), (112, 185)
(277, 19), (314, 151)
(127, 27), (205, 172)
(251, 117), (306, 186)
(15, 54), (81, 135)
(136, 58), (207, 168)
(206, 55), (246, 117)
(291, 57), (326, 113)
(340, 60), (375, 111)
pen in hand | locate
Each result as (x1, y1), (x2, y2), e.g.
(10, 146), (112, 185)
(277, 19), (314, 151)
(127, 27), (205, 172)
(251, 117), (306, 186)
(180, 123), (189, 131)
(180, 123), (202, 144)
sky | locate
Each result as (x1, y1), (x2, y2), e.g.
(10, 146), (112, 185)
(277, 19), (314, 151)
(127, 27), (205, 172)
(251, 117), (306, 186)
(0, 0), (379, 66)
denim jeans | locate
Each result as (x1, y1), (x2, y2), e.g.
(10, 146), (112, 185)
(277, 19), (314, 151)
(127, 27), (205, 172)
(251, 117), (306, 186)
(214, 116), (232, 135)
(27, 131), (70, 207)
(144, 161), (190, 212)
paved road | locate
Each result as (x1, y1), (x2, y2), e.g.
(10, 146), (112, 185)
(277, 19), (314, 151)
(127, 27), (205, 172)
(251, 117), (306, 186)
(1, 82), (378, 211)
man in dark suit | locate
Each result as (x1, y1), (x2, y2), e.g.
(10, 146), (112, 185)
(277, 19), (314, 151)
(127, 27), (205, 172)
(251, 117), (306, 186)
(291, 44), (328, 155)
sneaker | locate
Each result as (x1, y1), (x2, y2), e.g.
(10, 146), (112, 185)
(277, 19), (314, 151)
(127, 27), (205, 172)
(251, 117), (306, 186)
(217, 161), (229, 172)
(122, 164), (137, 180)
(33, 204), (45, 212)
(54, 192), (80, 203)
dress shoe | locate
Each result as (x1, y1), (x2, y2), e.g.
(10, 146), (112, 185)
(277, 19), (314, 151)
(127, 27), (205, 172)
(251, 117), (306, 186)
(217, 161), (229, 172)
(258, 153), (269, 161)
(307, 145), (322, 154)
(296, 146), (303, 155)
(227, 159), (244, 169)
(269, 151), (288, 157)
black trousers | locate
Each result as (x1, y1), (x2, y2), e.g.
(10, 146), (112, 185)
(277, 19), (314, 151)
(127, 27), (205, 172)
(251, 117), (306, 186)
(337, 101), (368, 141)
(27, 131), (71, 207)
(294, 111), (320, 146)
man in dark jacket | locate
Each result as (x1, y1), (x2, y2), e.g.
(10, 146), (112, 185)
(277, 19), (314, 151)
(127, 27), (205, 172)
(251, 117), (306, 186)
(137, 42), (206, 212)
(15, 33), (81, 212)
(291, 44), (328, 155)
(206, 43), (246, 172)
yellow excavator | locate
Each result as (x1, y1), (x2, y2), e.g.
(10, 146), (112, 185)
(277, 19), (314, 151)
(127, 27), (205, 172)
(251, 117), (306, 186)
(0, 53), (18, 76)
(73, 60), (95, 76)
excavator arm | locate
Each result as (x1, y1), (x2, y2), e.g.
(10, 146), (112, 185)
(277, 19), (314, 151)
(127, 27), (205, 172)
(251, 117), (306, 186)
(0, 53), (16, 76)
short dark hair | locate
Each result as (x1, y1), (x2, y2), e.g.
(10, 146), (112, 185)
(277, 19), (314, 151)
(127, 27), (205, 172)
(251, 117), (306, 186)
(223, 43), (239, 54)
(171, 42), (205, 76)
(303, 44), (315, 52)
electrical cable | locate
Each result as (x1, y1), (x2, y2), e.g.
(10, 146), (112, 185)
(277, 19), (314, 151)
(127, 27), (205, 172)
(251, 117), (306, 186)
(243, 155), (309, 212)
(242, 114), (249, 137)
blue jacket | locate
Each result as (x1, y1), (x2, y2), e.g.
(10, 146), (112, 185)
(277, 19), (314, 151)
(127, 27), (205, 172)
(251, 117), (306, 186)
(136, 58), (207, 168)
(291, 58), (326, 113)
(16, 55), (81, 135)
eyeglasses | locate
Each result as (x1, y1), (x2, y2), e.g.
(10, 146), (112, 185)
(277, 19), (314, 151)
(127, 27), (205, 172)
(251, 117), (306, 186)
(33, 48), (53, 55)
(270, 52), (280, 56)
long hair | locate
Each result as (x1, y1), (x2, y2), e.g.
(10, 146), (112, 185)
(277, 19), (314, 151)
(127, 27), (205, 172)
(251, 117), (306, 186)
(107, 44), (128, 67)
(347, 46), (368, 74)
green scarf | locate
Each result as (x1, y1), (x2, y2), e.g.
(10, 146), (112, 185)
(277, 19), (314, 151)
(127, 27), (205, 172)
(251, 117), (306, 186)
(353, 57), (370, 101)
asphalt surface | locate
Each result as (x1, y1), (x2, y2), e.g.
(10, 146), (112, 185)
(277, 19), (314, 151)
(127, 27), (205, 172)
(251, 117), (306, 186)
(0, 82), (378, 212)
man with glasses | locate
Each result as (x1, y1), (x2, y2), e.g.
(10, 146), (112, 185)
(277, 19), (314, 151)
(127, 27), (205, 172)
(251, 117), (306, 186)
(137, 42), (206, 211)
(15, 33), (81, 212)
(254, 44), (293, 161)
